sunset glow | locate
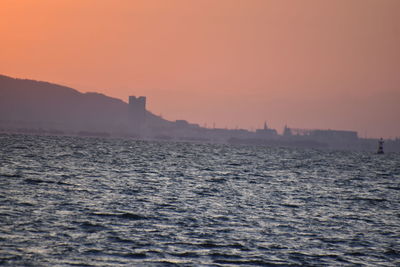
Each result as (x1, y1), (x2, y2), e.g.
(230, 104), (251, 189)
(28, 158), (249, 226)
(1, 0), (399, 138)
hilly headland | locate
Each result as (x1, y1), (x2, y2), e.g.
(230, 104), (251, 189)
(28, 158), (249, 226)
(1, 74), (399, 152)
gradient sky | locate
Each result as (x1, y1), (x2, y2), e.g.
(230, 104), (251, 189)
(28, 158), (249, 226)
(1, 0), (399, 138)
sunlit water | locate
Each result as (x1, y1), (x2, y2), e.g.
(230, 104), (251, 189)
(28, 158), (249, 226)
(0, 134), (399, 266)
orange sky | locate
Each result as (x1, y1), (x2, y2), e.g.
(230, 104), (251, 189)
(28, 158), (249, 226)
(1, 0), (399, 138)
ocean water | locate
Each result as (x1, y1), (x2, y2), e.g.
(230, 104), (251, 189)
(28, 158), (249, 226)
(0, 134), (399, 266)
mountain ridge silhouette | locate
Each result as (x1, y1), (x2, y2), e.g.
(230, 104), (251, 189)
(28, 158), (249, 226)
(0, 74), (170, 134)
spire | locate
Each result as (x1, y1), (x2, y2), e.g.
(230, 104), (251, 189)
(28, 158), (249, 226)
(283, 125), (292, 136)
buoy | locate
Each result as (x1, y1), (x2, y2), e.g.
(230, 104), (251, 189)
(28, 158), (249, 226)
(377, 138), (384, 154)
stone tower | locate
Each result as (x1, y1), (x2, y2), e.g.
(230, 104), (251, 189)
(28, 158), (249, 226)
(129, 96), (146, 130)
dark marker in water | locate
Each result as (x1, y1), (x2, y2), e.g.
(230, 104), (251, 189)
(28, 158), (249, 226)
(377, 138), (384, 154)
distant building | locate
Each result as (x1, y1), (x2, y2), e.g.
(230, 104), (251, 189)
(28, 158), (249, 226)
(283, 125), (292, 137)
(175, 120), (200, 128)
(310, 129), (358, 142)
(255, 121), (278, 137)
(129, 96), (146, 130)
(175, 120), (190, 127)
(283, 127), (358, 142)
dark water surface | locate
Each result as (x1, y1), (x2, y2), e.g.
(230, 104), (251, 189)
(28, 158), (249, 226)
(1, 134), (399, 266)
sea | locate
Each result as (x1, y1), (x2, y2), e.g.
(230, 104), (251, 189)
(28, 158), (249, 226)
(0, 133), (399, 266)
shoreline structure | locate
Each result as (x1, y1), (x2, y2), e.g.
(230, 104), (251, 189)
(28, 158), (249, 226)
(1, 74), (399, 152)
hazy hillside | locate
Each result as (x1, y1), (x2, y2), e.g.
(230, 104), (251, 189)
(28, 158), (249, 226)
(0, 74), (169, 134)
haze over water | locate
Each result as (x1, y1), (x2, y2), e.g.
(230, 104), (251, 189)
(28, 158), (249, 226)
(1, 134), (399, 266)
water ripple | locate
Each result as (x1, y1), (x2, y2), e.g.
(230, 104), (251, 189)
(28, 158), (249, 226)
(0, 133), (399, 266)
